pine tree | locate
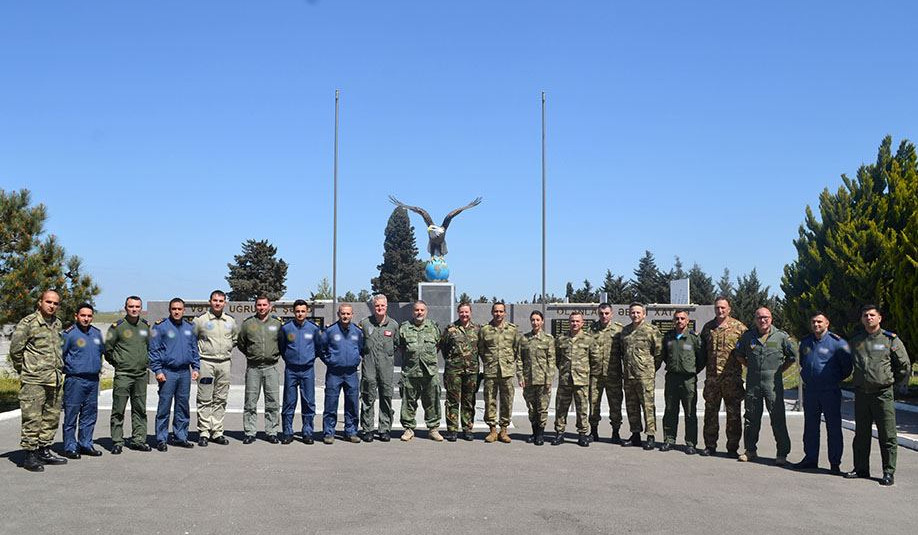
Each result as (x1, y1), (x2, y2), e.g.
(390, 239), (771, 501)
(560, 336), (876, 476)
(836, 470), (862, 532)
(732, 268), (774, 328)
(566, 279), (599, 303)
(340, 291), (358, 302)
(458, 292), (472, 304)
(601, 269), (633, 304)
(0, 189), (100, 325)
(311, 277), (333, 300)
(688, 263), (716, 305)
(782, 136), (918, 352)
(671, 256), (687, 280)
(357, 289), (372, 302)
(371, 207), (424, 302)
(225, 239), (288, 301)
(632, 251), (668, 304)
(716, 268), (734, 301)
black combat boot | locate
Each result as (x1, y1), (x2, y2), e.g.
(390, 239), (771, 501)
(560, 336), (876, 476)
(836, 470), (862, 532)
(643, 436), (656, 450)
(610, 428), (622, 445)
(37, 446), (67, 465)
(533, 427), (544, 446)
(551, 433), (564, 446)
(623, 433), (641, 447)
(22, 450), (44, 472)
(577, 434), (590, 447)
(590, 425), (599, 443)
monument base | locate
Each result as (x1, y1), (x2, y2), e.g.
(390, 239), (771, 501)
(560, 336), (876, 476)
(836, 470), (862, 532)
(418, 282), (455, 330)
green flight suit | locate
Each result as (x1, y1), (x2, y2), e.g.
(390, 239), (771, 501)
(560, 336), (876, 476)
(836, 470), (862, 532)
(358, 315), (399, 434)
(237, 315), (283, 437)
(398, 319), (441, 430)
(850, 329), (910, 475)
(661, 329), (704, 446)
(104, 316), (152, 446)
(736, 327), (797, 457)
(10, 311), (63, 451)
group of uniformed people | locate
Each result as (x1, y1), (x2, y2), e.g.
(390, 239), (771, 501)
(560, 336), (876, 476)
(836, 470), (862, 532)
(9, 290), (911, 486)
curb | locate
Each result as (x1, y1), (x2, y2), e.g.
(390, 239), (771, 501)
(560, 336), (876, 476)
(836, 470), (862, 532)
(0, 408), (21, 422)
(840, 389), (918, 414)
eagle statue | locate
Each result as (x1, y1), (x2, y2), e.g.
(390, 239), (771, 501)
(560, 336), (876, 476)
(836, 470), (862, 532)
(388, 195), (483, 258)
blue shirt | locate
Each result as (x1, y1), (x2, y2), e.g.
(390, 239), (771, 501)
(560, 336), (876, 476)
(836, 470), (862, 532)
(319, 321), (363, 371)
(149, 318), (201, 373)
(278, 319), (320, 367)
(62, 325), (103, 377)
(799, 330), (853, 390)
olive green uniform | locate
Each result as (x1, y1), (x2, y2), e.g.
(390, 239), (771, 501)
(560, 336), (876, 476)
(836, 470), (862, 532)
(104, 317), (152, 447)
(661, 329), (705, 446)
(398, 319), (442, 430)
(554, 330), (591, 434)
(736, 327), (797, 457)
(358, 316), (399, 435)
(237, 315), (283, 437)
(850, 329), (910, 476)
(441, 321), (480, 433)
(700, 317), (747, 452)
(588, 321), (623, 431)
(615, 322), (663, 436)
(192, 310), (238, 440)
(518, 330), (555, 430)
(478, 321), (522, 428)
(10, 311), (64, 451)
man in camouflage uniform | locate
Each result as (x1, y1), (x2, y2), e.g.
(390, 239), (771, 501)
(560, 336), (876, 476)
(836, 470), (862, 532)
(517, 310), (554, 445)
(478, 302), (521, 443)
(553, 312), (592, 447)
(397, 301), (443, 442)
(699, 296), (747, 457)
(440, 302), (480, 442)
(192, 290), (238, 447)
(588, 303), (624, 443)
(357, 294), (399, 442)
(11, 290), (69, 471)
(845, 305), (911, 486)
(104, 295), (152, 454)
(735, 307), (797, 465)
(660, 310), (705, 454)
(614, 302), (663, 450)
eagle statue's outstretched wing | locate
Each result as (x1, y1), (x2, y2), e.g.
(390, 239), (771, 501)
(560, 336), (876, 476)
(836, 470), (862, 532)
(388, 195), (435, 227)
(441, 197), (483, 230)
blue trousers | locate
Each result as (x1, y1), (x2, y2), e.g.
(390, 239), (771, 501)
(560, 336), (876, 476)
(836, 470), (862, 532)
(63, 375), (99, 452)
(282, 364), (316, 437)
(802, 386), (843, 466)
(323, 368), (358, 437)
(155, 368), (191, 443)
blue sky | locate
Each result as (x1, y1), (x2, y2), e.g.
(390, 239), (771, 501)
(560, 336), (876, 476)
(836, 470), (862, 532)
(2, 1), (917, 310)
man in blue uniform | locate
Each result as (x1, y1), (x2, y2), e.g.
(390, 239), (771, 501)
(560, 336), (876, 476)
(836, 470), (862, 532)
(318, 304), (363, 444)
(278, 299), (321, 444)
(149, 298), (200, 451)
(794, 312), (852, 473)
(61, 303), (105, 459)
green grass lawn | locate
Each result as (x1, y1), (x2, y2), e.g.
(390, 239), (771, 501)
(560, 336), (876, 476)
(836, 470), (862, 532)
(0, 375), (113, 413)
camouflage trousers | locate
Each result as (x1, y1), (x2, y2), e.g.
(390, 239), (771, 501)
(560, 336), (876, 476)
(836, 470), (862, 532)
(19, 382), (63, 450)
(589, 374), (623, 429)
(523, 384), (551, 430)
(444, 369), (477, 432)
(400, 374), (441, 430)
(623, 378), (656, 436)
(483, 376), (515, 428)
(554, 384), (588, 434)
(702, 376), (744, 451)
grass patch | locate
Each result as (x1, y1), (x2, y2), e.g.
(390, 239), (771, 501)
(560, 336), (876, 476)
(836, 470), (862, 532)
(0, 373), (115, 413)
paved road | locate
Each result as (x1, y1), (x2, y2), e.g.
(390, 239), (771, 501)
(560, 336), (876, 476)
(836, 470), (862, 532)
(2, 390), (917, 534)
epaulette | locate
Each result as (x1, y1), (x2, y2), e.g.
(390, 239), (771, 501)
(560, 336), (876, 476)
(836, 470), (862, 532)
(64, 325), (75, 333)
(112, 319), (124, 328)
(883, 330), (897, 338)
(271, 315), (282, 322)
(829, 332), (842, 341)
(614, 321), (623, 327)
(184, 318), (194, 324)
(140, 318), (149, 325)
(155, 319), (166, 325)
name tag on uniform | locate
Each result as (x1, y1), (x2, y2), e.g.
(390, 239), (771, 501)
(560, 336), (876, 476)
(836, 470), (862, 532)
(268, 325), (278, 332)
(873, 343), (886, 350)
(350, 335), (359, 341)
(304, 333), (313, 339)
(683, 343), (693, 350)
(183, 330), (192, 336)
(766, 341), (779, 348)
(94, 338), (102, 345)
(139, 330), (148, 337)
(333, 334), (342, 341)
(384, 330), (393, 337)
(817, 347), (829, 354)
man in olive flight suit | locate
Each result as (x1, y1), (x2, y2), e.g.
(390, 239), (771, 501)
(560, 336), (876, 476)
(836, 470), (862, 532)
(104, 295), (152, 454)
(659, 310), (705, 454)
(11, 290), (68, 471)
(357, 294), (399, 442)
(844, 305), (911, 486)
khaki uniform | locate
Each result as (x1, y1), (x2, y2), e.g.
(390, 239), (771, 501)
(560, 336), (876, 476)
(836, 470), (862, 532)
(700, 317), (747, 451)
(518, 330), (555, 430)
(441, 321), (480, 432)
(192, 311), (238, 439)
(588, 320), (624, 430)
(478, 321), (521, 428)
(10, 311), (63, 451)
(615, 321), (663, 436)
(398, 319), (442, 430)
(554, 330), (591, 434)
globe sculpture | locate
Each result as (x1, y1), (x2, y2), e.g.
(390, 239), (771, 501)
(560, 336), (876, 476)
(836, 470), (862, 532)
(389, 195), (483, 282)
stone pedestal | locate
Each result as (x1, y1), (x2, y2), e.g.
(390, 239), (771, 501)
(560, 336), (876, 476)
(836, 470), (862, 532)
(418, 282), (455, 331)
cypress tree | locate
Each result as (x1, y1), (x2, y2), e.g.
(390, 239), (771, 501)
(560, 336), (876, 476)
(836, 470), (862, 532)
(371, 207), (424, 302)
